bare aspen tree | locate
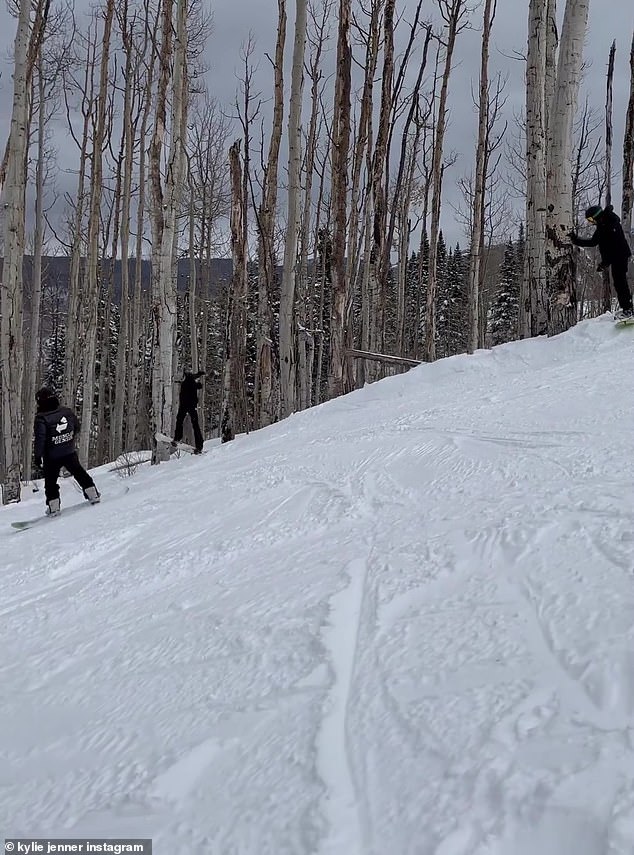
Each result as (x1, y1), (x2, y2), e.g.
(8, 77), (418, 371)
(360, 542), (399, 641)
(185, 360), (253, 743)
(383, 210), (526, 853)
(297, 0), (332, 410)
(112, 1), (138, 459)
(0, 0), (51, 193)
(369, 0), (395, 357)
(604, 41), (616, 208)
(600, 40), (616, 311)
(78, 0), (115, 465)
(127, 8), (158, 450)
(384, 13), (431, 354)
(571, 100), (602, 222)
(467, 0), (496, 353)
(186, 94), (230, 427)
(22, 48), (47, 473)
(62, 26), (96, 409)
(187, 180), (199, 371)
(545, 0), (590, 335)
(424, 0), (469, 362)
(544, 0), (557, 136)
(1, 0), (43, 500)
(622, 32), (634, 238)
(97, 178), (119, 464)
(255, 0), (286, 429)
(280, 0), (308, 418)
(21, 7), (68, 472)
(379, 1), (427, 354)
(522, 0), (548, 338)
(328, 0), (352, 397)
(349, 0), (381, 380)
(221, 141), (249, 442)
(150, 0), (189, 460)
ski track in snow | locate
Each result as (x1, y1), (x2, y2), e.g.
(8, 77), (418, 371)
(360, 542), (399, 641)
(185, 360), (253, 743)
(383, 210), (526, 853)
(2, 314), (634, 853)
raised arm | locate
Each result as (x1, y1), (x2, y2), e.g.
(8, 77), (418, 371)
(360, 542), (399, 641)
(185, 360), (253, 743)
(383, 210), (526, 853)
(570, 229), (599, 248)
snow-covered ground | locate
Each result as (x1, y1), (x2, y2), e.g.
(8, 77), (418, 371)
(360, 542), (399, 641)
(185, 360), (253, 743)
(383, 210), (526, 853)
(2, 314), (634, 854)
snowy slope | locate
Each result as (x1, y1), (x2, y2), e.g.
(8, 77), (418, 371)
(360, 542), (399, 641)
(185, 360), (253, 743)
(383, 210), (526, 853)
(2, 314), (634, 855)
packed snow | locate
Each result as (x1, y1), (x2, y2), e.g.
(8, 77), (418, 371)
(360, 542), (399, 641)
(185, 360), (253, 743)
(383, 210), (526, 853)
(2, 314), (634, 854)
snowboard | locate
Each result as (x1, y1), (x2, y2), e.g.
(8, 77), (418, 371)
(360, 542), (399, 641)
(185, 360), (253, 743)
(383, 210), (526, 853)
(614, 314), (634, 327)
(11, 486), (130, 531)
(155, 432), (204, 455)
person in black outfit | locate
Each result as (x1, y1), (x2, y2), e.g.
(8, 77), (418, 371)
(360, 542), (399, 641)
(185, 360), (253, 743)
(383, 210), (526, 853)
(33, 388), (100, 516)
(173, 370), (205, 453)
(569, 204), (633, 317)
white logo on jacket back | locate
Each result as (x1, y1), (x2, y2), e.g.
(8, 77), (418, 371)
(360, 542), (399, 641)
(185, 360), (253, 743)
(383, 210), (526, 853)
(52, 415), (74, 445)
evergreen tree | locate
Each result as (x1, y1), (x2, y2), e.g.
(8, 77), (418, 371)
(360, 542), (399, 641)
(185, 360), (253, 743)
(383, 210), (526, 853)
(434, 231), (448, 355)
(404, 250), (419, 357)
(416, 231), (430, 358)
(490, 235), (520, 346)
(246, 258), (260, 424)
(315, 227), (333, 400)
(41, 278), (67, 394)
(437, 237), (468, 357)
(42, 325), (66, 393)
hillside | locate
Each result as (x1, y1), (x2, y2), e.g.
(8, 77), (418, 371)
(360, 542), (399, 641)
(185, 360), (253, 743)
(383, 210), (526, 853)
(2, 314), (634, 855)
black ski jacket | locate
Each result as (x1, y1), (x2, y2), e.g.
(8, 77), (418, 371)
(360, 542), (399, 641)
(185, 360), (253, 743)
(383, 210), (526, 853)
(34, 396), (81, 462)
(571, 205), (632, 266)
(178, 372), (204, 408)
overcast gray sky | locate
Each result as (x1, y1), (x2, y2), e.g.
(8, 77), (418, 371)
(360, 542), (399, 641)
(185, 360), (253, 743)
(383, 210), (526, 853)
(1, 0), (633, 248)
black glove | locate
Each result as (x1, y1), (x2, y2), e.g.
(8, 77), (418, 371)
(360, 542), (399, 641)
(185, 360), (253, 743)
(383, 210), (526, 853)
(32, 457), (44, 479)
(195, 370), (206, 378)
(597, 262), (608, 272)
(568, 231), (577, 242)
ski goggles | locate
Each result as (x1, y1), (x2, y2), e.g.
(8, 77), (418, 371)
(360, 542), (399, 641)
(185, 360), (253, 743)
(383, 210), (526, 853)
(586, 216), (596, 224)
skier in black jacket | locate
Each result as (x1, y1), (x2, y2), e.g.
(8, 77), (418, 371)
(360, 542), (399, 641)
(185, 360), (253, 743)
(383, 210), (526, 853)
(569, 204), (633, 317)
(33, 388), (100, 516)
(173, 370), (205, 453)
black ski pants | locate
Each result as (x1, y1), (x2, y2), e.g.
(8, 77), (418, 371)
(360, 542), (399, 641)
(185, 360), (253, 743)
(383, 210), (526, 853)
(610, 258), (632, 310)
(44, 452), (95, 503)
(174, 405), (203, 451)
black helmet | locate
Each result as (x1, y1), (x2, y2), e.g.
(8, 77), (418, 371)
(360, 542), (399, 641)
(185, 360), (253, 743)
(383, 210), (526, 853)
(35, 387), (54, 404)
(585, 205), (603, 223)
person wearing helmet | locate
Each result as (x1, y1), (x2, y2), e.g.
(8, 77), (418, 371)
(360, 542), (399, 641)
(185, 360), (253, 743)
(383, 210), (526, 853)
(569, 204), (633, 318)
(33, 388), (100, 516)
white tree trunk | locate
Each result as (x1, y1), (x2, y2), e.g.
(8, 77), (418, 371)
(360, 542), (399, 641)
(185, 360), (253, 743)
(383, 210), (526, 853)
(1, 0), (31, 501)
(79, 0), (115, 465)
(424, 0), (466, 362)
(328, 0), (352, 397)
(622, 31), (634, 238)
(188, 184), (199, 371)
(62, 47), (93, 410)
(279, 0), (307, 418)
(601, 40), (617, 311)
(546, 0), (590, 335)
(112, 18), (135, 459)
(522, 0), (548, 339)
(150, 0), (188, 459)
(370, 0), (395, 357)
(126, 16), (157, 451)
(221, 140), (249, 443)
(467, 0), (496, 353)
(256, 0), (285, 429)
(23, 56), (47, 475)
